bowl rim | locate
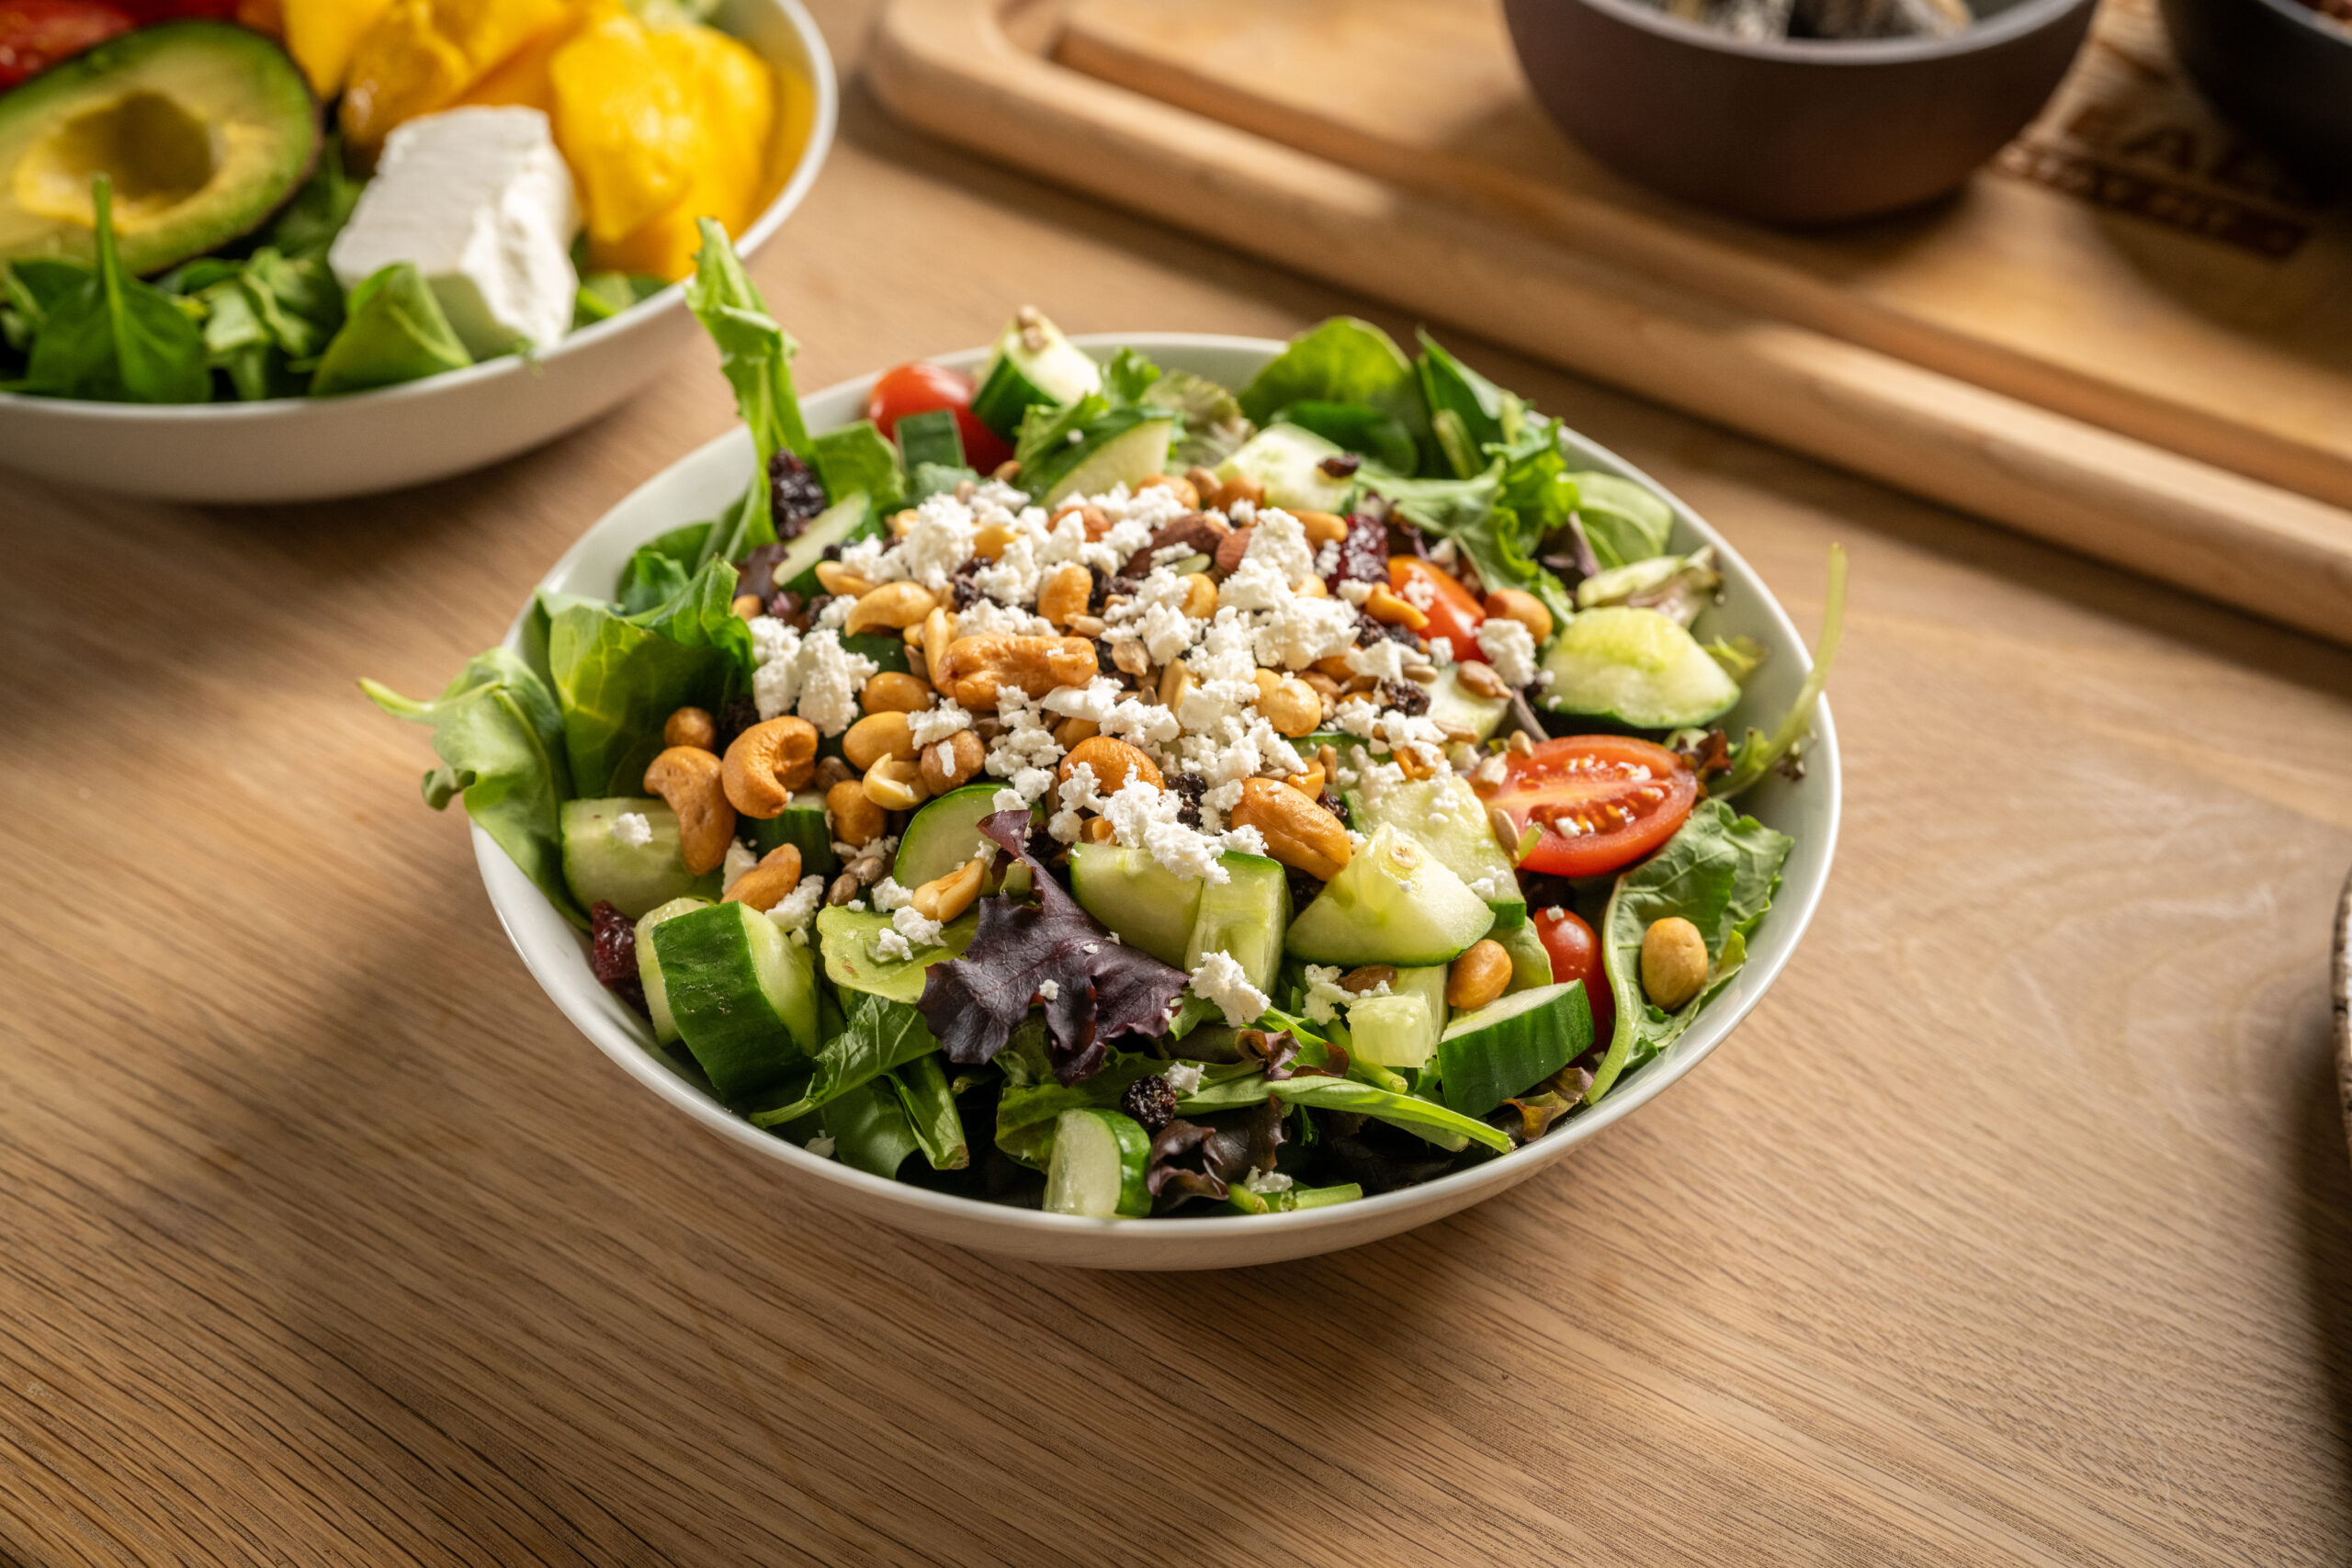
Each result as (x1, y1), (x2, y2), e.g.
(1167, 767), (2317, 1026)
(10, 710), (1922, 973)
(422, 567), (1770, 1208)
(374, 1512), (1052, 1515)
(0, 0), (838, 424)
(1521, 0), (2094, 62)
(2212, 0), (2352, 51)
(475, 331), (1842, 1249)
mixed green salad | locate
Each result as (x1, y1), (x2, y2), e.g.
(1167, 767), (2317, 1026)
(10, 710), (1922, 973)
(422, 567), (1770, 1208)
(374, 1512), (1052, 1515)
(368, 220), (1843, 1218)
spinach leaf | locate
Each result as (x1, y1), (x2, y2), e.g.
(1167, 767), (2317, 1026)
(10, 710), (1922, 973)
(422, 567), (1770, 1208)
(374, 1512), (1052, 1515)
(196, 276), (283, 401)
(1146, 367), (1253, 468)
(1272, 399), (1417, 474)
(749, 995), (944, 1127)
(889, 1054), (969, 1170)
(360, 648), (582, 927)
(1268, 1077), (1511, 1153)
(572, 270), (667, 328)
(540, 557), (749, 796)
(616, 543), (697, 615)
(820, 1077), (922, 1179)
(195, 249), (344, 400)
(1589, 799), (1792, 1103)
(994, 1050), (1168, 1169)
(18, 178), (209, 404)
(684, 217), (809, 551)
(1573, 471), (1676, 570)
(810, 419), (906, 512)
(1101, 344), (1162, 406)
(1716, 545), (1847, 799)
(1, 258), (87, 361)
(1235, 319), (1428, 468)
(1417, 330), (1527, 478)
(269, 133), (365, 261)
(308, 263), (471, 396)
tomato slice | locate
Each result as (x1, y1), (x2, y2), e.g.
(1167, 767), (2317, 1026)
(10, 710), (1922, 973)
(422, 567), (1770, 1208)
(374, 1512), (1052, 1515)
(865, 360), (1013, 474)
(1387, 557), (1484, 660)
(0, 0), (131, 86)
(1532, 906), (1613, 1044)
(1479, 735), (1697, 879)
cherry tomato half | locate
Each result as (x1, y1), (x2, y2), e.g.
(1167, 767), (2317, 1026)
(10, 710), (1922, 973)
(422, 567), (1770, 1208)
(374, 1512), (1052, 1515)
(865, 360), (1012, 474)
(1532, 906), (1613, 1045)
(1386, 556), (1485, 661)
(0, 0), (131, 87)
(1482, 735), (1697, 880)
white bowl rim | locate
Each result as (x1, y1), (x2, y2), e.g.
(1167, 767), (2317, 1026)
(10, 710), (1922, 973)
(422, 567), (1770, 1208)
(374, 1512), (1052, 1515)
(477, 331), (1842, 1249)
(0, 0), (838, 423)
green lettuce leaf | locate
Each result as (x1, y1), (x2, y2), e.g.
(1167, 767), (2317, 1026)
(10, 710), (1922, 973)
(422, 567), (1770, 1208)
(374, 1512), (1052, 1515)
(1573, 471), (1676, 570)
(1101, 344), (1162, 406)
(359, 648), (582, 927)
(1236, 317), (1429, 463)
(540, 558), (750, 796)
(1267, 1077), (1511, 1153)
(750, 995), (944, 1127)
(1416, 330), (1526, 478)
(994, 1049), (1167, 1169)
(820, 1077), (922, 1179)
(1146, 367), (1253, 468)
(1589, 799), (1792, 1104)
(684, 217), (811, 553)
(1273, 399), (1417, 473)
(1716, 544), (1847, 799)
(889, 1053), (969, 1170)
(810, 419), (906, 512)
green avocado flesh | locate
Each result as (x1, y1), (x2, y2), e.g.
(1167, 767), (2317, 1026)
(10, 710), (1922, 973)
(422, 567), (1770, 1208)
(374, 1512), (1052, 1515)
(0, 23), (319, 276)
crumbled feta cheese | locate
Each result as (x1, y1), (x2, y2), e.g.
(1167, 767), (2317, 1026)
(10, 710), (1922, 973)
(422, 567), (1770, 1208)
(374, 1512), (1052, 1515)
(1339, 580), (1376, 605)
(873, 929), (913, 962)
(1163, 1062), (1204, 1096)
(1476, 616), (1541, 688)
(1103, 778), (1227, 883)
(721, 840), (758, 893)
(1347, 638), (1411, 685)
(805, 1134), (837, 1159)
(1240, 1168), (1295, 1195)
(1301, 964), (1353, 1024)
(871, 876), (913, 912)
(796, 630), (878, 734)
(610, 811), (653, 848)
(1399, 572), (1437, 610)
(766, 874), (827, 934)
(993, 787), (1030, 815)
(1190, 950), (1270, 1026)
(891, 905), (944, 950)
(1037, 979), (1060, 1001)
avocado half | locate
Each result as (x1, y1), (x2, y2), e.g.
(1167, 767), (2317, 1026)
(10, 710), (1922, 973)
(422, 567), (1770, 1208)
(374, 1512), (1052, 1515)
(0, 22), (320, 276)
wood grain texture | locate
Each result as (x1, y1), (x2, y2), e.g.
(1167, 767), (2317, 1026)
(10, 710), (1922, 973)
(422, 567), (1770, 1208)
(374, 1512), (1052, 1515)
(4, 3), (2351, 1561)
(868, 0), (2352, 649)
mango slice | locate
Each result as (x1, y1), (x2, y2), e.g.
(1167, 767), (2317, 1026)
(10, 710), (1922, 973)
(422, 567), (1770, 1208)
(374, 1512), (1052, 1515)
(340, 0), (573, 151)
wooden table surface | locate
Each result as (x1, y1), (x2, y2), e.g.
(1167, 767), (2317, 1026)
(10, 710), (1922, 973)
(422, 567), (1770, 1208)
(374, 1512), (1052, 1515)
(6, 5), (2350, 1562)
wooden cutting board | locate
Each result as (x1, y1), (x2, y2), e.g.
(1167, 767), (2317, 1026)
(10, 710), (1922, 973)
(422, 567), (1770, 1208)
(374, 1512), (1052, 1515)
(870, 0), (2352, 645)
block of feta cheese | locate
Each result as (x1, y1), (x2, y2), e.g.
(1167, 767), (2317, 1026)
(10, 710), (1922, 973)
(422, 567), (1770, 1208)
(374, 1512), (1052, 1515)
(328, 107), (581, 359)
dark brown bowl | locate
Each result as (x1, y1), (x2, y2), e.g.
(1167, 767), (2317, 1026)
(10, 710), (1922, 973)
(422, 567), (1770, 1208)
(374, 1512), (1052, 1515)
(1501, 0), (2098, 224)
(2161, 0), (2352, 182)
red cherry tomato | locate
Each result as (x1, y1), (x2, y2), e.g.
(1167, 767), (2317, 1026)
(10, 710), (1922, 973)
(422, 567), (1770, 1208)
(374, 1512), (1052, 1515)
(1482, 735), (1697, 879)
(1387, 556), (1485, 660)
(1532, 906), (1612, 1044)
(865, 360), (1013, 474)
(0, 0), (131, 87)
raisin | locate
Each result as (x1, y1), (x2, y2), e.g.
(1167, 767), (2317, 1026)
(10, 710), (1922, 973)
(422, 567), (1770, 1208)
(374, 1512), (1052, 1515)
(1285, 866), (1326, 911)
(736, 542), (790, 603)
(1380, 681), (1430, 716)
(589, 902), (649, 1015)
(1121, 1075), (1179, 1134)
(765, 589), (803, 622)
(716, 695), (760, 750)
(769, 452), (827, 537)
(1318, 453), (1363, 479)
(951, 565), (984, 608)
(1087, 565), (1112, 614)
(1166, 773), (1206, 827)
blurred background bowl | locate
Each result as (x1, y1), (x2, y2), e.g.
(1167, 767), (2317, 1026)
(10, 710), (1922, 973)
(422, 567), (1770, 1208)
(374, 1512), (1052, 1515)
(0, 0), (835, 506)
(1500, 0), (2096, 224)
(2160, 0), (2352, 182)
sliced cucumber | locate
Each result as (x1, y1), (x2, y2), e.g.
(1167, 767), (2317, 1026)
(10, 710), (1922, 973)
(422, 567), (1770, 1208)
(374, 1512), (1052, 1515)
(1284, 823), (1495, 967)
(749, 789), (838, 883)
(1344, 772), (1522, 931)
(1537, 605), (1739, 729)
(560, 797), (721, 919)
(1068, 842), (1204, 967)
(650, 901), (820, 1098)
(1423, 664), (1510, 742)
(816, 907), (979, 1003)
(1492, 919), (1555, 994)
(1436, 981), (1594, 1117)
(634, 895), (713, 1046)
(1043, 1108), (1154, 1218)
(894, 407), (964, 470)
(1346, 994), (1434, 1069)
(971, 309), (1102, 436)
(1216, 423), (1354, 513)
(1184, 852), (1291, 995)
(894, 784), (1023, 893)
(1038, 414), (1174, 507)
(774, 494), (884, 599)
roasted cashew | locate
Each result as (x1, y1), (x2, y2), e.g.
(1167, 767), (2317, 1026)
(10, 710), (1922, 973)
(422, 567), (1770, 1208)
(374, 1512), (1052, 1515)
(643, 747), (736, 874)
(1230, 776), (1350, 880)
(1036, 564), (1092, 629)
(1058, 735), (1162, 792)
(721, 716), (819, 818)
(724, 844), (804, 912)
(844, 582), (937, 636)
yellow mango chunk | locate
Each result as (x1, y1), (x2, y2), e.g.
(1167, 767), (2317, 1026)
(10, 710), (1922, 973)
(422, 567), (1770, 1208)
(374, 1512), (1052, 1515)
(455, 9), (581, 116)
(548, 5), (698, 247)
(591, 29), (792, 280)
(341, 0), (575, 151)
(283, 0), (395, 97)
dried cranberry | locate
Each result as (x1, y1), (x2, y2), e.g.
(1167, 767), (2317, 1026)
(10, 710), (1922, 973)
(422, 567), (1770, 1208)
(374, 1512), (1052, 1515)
(589, 902), (649, 1015)
(1326, 512), (1388, 590)
(1317, 453), (1363, 479)
(769, 452), (828, 537)
(1087, 565), (1112, 614)
(1380, 681), (1430, 716)
(1121, 1075), (1180, 1133)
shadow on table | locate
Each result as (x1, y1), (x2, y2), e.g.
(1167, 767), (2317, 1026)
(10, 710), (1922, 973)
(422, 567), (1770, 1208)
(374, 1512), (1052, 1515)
(2295, 1006), (2352, 1509)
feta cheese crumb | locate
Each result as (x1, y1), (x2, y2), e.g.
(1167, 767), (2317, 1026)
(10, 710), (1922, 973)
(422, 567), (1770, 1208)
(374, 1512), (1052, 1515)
(721, 839), (759, 893)
(766, 874), (827, 934)
(1037, 979), (1060, 1001)
(1163, 1062), (1204, 1096)
(610, 811), (653, 848)
(805, 1134), (837, 1159)
(873, 929), (913, 962)
(1189, 949), (1270, 1027)
(1240, 1168), (1295, 1195)
(908, 700), (973, 748)
(1400, 572), (1437, 610)
(1476, 616), (1541, 688)
(1302, 963), (1353, 1024)
(891, 905), (944, 950)
(871, 876), (913, 913)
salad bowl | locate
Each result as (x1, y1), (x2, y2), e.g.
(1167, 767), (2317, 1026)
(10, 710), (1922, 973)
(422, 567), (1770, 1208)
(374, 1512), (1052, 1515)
(470, 333), (1841, 1271)
(0, 0), (835, 506)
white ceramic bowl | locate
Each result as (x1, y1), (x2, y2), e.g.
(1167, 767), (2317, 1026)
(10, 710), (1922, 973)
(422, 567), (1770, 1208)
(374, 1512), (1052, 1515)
(476, 334), (1841, 1270)
(0, 0), (835, 504)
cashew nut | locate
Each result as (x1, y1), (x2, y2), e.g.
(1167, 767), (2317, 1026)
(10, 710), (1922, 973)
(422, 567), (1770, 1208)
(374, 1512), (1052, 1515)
(1483, 587), (1555, 645)
(1059, 735), (1162, 792)
(845, 581), (938, 636)
(731, 594), (763, 621)
(1053, 716), (1101, 750)
(1137, 472), (1201, 510)
(1286, 758), (1327, 797)
(1641, 917), (1709, 1010)
(1292, 509), (1351, 546)
(643, 747), (736, 874)
(812, 561), (875, 598)
(724, 844), (804, 913)
(1179, 572), (1217, 619)
(922, 606), (956, 691)
(827, 779), (886, 847)
(842, 711), (917, 771)
(1081, 816), (1115, 842)
(1250, 670), (1321, 738)
(1445, 940), (1512, 1010)
(1036, 564), (1092, 629)
(920, 730), (986, 795)
(663, 705), (718, 752)
(720, 716), (819, 818)
(938, 635), (1099, 710)
(862, 756), (929, 811)
(911, 856), (986, 923)
(1230, 776), (1350, 880)
(1363, 584), (1429, 630)
(862, 671), (934, 715)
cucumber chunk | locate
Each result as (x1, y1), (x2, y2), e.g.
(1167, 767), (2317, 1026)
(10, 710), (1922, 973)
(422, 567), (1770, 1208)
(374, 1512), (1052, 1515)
(650, 901), (820, 1098)
(560, 797), (720, 919)
(1422, 664), (1510, 743)
(894, 407), (964, 470)
(895, 784), (1023, 893)
(1344, 771), (1523, 931)
(1436, 981), (1594, 1117)
(1537, 605), (1740, 729)
(1183, 852), (1291, 994)
(1043, 1108), (1154, 1218)
(773, 494), (884, 599)
(1068, 843), (1203, 967)
(749, 789), (837, 882)
(971, 309), (1102, 436)
(1040, 416), (1174, 507)
(1346, 994), (1434, 1069)
(1284, 824), (1495, 967)
(1216, 423), (1355, 513)
(815, 907), (978, 1003)
(634, 895), (713, 1046)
